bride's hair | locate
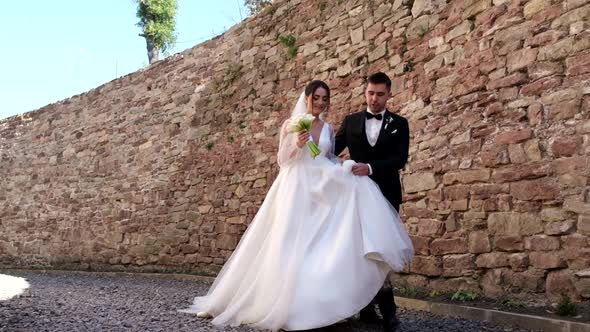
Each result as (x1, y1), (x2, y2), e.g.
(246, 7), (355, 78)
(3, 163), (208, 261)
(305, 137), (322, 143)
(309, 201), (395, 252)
(304, 80), (330, 99)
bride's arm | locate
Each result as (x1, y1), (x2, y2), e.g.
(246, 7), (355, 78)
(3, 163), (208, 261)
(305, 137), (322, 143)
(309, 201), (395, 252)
(277, 120), (303, 167)
(326, 124), (342, 164)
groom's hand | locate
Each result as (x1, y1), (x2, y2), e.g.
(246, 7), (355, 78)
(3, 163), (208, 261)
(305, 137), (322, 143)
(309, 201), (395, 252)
(352, 163), (370, 176)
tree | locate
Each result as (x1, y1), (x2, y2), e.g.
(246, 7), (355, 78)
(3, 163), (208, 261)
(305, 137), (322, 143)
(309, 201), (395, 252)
(244, 0), (272, 15)
(136, 0), (178, 64)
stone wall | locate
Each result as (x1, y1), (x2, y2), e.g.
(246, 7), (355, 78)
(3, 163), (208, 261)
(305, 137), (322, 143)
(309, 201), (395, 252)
(1, 0), (589, 301)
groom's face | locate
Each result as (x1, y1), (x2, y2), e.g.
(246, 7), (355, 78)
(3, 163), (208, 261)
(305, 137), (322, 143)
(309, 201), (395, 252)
(365, 83), (391, 113)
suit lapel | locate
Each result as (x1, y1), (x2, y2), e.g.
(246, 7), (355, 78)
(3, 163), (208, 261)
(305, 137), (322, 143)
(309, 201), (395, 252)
(374, 110), (395, 147)
(354, 111), (370, 147)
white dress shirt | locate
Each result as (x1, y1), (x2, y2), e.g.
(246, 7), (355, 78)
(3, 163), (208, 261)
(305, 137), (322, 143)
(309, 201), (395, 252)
(365, 108), (385, 175)
(365, 109), (385, 147)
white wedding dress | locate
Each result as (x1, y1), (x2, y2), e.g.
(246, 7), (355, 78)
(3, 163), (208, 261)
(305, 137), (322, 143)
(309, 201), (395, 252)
(181, 95), (414, 331)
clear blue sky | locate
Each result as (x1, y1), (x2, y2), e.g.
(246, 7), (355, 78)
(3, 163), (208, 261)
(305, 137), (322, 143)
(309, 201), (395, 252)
(0, 1), (247, 120)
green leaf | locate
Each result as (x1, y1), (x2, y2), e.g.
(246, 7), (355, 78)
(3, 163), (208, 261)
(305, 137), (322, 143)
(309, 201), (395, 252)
(136, 0), (177, 56)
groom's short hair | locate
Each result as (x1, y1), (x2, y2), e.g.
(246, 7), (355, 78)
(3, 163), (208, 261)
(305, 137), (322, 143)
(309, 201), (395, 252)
(367, 72), (392, 91)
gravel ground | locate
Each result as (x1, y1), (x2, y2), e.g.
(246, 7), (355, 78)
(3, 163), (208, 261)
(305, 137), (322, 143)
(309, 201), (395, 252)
(0, 271), (535, 332)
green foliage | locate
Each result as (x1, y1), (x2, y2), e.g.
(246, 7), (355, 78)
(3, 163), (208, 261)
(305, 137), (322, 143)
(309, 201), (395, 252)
(400, 35), (409, 54)
(498, 298), (525, 309)
(418, 25), (429, 38)
(277, 34), (298, 59)
(206, 142), (214, 150)
(239, 121), (247, 129)
(556, 294), (578, 316)
(398, 287), (418, 297)
(429, 290), (441, 298)
(278, 34), (296, 47)
(403, 60), (414, 73)
(244, 0), (272, 15)
(225, 63), (243, 84)
(368, 40), (376, 51)
(136, 0), (177, 61)
(451, 290), (479, 302)
(287, 46), (298, 59)
(212, 63), (243, 94)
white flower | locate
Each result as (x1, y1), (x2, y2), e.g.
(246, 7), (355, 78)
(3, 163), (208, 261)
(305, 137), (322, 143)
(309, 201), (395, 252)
(286, 113), (321, 158)
(287, 114), (315, 133)
(384, 117), (393, 130)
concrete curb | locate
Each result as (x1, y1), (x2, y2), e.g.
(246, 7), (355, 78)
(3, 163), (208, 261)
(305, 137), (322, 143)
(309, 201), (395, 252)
(396, 297), (590, 332)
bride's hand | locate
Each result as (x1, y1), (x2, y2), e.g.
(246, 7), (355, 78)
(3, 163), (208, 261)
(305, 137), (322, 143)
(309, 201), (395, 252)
(296, 131), (310, 148)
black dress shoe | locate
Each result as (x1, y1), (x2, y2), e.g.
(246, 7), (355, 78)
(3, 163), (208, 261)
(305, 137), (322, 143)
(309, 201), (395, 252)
(382, 316), (400, 332)
(359, 306), (381, 324)
(376, 288), (399, 331)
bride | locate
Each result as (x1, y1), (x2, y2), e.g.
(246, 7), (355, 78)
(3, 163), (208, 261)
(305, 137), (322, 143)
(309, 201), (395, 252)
(180, 80), (414, 331)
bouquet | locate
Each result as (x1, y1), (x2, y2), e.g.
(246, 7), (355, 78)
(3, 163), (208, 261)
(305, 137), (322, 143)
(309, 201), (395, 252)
(286, 113), (321, 158)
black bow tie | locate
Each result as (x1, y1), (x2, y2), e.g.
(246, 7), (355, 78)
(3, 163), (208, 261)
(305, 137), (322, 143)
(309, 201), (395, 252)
(365, 112), (383, 120)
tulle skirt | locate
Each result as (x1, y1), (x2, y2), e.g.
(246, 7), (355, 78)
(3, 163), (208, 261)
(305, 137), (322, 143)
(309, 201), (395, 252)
(181, 156), (414, 331)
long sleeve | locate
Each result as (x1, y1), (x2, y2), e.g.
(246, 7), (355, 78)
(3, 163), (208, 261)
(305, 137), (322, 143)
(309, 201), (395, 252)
(370, 117), (410, 175)
(277, 120), (302, 168)
(325, 123), (341, 164)
(334, 115), (348, 156)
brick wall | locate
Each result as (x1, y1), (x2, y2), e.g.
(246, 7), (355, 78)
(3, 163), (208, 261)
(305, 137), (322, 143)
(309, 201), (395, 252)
(1, 0), (588, 301)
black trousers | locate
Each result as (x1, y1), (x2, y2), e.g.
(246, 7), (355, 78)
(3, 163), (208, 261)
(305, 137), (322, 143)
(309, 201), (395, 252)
(385, 202), (399, 316)
(362, 202), (400, 318)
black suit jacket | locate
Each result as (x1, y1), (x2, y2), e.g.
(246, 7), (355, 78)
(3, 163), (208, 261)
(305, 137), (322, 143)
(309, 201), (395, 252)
(334, 110), (410, 207)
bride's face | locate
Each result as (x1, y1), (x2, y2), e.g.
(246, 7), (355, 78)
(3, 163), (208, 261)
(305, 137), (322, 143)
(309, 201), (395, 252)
(307, 87), (329, 117)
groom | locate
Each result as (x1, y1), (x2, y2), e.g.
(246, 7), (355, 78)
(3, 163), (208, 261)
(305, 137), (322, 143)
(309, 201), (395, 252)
(334, 72), (410, 332)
